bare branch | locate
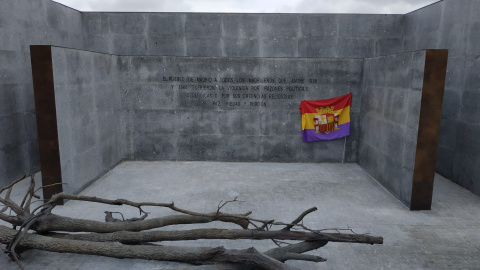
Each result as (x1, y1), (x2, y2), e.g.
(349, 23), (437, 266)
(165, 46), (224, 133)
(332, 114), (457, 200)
(264, 241), (328, 262)
(282, 207), (317, 231)
(0, 175), (26, 195)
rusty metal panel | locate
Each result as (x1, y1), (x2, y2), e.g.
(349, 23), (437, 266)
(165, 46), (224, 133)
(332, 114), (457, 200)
(30, 45), (64, 203)
(410, 49), (448, 210)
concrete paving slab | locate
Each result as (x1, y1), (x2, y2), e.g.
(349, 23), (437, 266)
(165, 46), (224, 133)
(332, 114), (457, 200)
(1, 161), (480, 269)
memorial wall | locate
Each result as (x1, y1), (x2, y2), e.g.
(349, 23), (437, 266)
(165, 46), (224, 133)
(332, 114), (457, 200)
(120, 56), (362, 162)
(1, 0), (479, 207)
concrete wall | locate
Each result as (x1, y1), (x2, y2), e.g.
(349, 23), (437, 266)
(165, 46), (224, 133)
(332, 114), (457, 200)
(358, 50), (449, 209)
(0, 0), (83, 187)
(119, 56), (363, 162)
(1, 0), (480, 199)
(404, 0), (480, 195)
(82, 12), (404, 58)
(50, 47), (126, 194)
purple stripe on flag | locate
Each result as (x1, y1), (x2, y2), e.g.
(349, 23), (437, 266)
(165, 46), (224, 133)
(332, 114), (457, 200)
(302, 122), (350, 142)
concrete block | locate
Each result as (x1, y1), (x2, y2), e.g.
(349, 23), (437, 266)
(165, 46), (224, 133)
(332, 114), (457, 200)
(259, 37), (298, 57)
(177, 110), (220, 135)
(455, 121), (480, 158)
(46, 1), (69, 31)
(218, 111), (260, 136)
(0, 144), (30, 186)
(436, 146), (454, 179)
(375, 38), (404, 56)
(0, 114), (27, 151)
(374, 15), (405, 38)
(299, 14), (338, 37)
(438, 118), (458, 150)
(298, 37), (337, 58)
(452, 151), (476, 191)
(336, 37), (375, 58)
(259, 15), (300, 38)
(440, 23), (467, 57)
(185, 37), (223, 57)
(222, 14), (260, 38)
(27, 141), (40, 173)
(133, 133), (176, 160)
(223, 38), (260, 57)
(459, 90), (480, 123)
(217, 135), (261, 161)
(109, 13), (146, 35)
(338, 15), (377, 38)
(129, 83), (176, 110)
(185, 13), (222, 38)
(301, 137), (346, 162)
(112, 34), (148, 55)
(0, 84), (22, 117)
(383, 87), (408, 125)
(444, 57), (466, 89)
(260, 110), (299, 136)
(147, 36), (186, 56)
(465, 56), (480, 89)
(83, 13), (110, 35)
(147, 13), (185, 36)
(259, 135), (339, 162)
(83, 34), (112, 54)
(344, 113), (360, 162)
(406, 1), (443, 34)
(415, 30), (441, 49)
(176, 134), (221, 161)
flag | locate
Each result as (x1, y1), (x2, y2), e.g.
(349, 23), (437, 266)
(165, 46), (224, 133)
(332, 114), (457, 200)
(299, 93), (352, 142)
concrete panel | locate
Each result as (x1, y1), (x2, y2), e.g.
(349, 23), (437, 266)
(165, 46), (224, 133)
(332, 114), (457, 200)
(185, 13), (222, 38)
(298, 37), (337, 58)
(147, 36), (186, 56)
(47, 47), (126, 195)
(147, 13), (185, 36)
(259, 15), (300, 38)
(124, 55), (363, 162)
(109, 13), (146, 35)
(222, 14), (260, 38)
(336, 37), (375, 58)
(185, 37), (223, 57)
(223, 38), (260, 57)
(359, 50), (448, 210)
(300, 14), (338, 37)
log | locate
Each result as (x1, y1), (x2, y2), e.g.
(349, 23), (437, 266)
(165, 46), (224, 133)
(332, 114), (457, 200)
(0, 225), (297, 270)
(43, 228), (383, 245)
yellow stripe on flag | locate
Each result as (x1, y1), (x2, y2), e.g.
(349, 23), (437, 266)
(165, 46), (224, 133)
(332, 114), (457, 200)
(301, 106), (350, 130)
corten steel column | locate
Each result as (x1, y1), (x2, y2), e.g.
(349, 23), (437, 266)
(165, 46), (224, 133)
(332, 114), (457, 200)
(410, 49), (448, 210)
(30, 45), (64, 203)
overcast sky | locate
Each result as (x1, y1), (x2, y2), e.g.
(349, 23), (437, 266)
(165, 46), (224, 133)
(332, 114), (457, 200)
(53, 0), (439, 14)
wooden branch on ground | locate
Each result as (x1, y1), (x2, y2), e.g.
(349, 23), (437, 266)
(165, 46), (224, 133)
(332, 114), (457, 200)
(0, 175), (383, 269)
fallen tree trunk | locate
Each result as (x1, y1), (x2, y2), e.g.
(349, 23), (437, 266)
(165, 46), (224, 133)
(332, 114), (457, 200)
(0, 175), (383, 269)
(0, 225), (295, 270)
(43, 227), (383, 244)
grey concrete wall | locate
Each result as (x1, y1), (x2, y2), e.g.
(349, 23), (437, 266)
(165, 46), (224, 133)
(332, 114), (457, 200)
(119, 56), (363, 162)
(0, 0), (84, 187)
(359, 51), (427, 207)
(51, 47), (126, 194)
(404, 0), (480, 195)
(1, 0), (480, 199)
(82, 12), (404, 58)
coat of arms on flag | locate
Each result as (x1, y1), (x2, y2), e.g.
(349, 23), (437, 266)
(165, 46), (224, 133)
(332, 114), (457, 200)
(299, 93), (352, 142)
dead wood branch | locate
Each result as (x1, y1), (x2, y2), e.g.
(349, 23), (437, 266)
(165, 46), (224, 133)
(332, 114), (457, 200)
(0, 225), (296, 270)
(0, 175), (383, 269)
(42, 228), (382, 245)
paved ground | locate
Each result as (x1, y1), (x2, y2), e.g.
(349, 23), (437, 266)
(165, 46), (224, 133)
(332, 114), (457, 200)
(1, 161), (480, 269)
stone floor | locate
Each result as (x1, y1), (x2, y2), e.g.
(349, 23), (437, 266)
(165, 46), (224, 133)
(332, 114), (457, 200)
(1, 161), (480, 269)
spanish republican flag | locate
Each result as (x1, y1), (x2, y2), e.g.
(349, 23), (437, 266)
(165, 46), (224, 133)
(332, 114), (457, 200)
(300, 93), (352, 142)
